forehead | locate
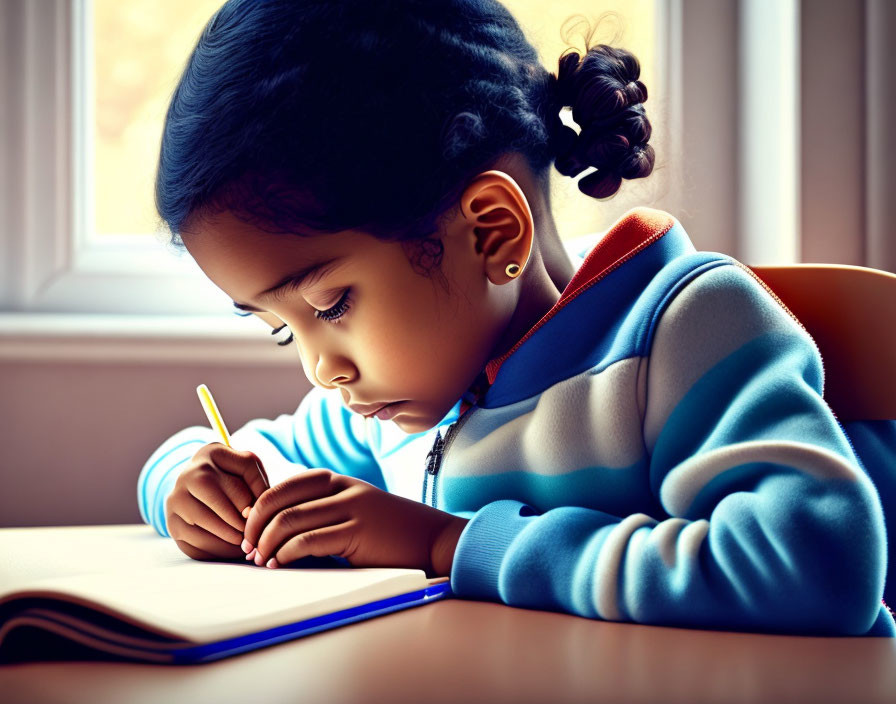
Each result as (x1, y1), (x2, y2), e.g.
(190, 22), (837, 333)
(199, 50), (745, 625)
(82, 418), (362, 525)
(183, 210), (354, 264)
(184, 210), (406, 295)
(181, 210), (385, 302)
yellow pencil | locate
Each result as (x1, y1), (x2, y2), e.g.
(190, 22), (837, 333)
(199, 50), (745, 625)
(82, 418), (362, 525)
(196, 384), (270, 491)
(197, 383), (232, 447)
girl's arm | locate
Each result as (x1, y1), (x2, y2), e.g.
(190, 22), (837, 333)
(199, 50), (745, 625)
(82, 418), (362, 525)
(137, 386), (385, 537)
(449, 264), (891, 636)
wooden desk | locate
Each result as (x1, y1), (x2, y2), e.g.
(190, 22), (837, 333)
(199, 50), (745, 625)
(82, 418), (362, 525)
(2, 526), (895, 704)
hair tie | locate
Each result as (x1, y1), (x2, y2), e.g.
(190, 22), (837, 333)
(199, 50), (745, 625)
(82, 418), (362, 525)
(553, 52), (581, 108)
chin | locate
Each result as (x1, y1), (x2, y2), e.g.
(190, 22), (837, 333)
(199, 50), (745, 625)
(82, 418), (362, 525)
(391, 415), (436, 435)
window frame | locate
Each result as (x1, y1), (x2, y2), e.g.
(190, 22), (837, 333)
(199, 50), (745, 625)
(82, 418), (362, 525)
(2, 0), (769, 360)
(2, 0), (235, 318)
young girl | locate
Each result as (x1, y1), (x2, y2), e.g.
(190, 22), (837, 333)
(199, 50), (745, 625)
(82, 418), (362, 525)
(138, 0), (895, 637)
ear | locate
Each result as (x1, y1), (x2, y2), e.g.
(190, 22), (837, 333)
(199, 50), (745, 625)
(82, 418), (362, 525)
(458, 170), (534, 284)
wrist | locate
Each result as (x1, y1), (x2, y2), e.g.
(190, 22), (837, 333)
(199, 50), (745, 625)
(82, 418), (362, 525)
(429, 515), (469, 577)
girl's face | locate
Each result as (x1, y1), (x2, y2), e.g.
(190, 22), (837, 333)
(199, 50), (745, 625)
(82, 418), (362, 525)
(183, 209), (516, 434)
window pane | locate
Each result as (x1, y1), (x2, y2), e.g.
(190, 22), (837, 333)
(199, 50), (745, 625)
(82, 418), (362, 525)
(91, 0), (657, 239)
(92, 0), (222, 237)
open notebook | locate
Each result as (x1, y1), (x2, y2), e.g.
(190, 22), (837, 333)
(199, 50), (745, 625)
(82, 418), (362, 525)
(0, 525), (451, 664)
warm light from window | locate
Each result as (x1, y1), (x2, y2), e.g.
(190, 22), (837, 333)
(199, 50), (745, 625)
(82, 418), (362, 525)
(92, 0), (222, 237)
(91, 0), (656, 240)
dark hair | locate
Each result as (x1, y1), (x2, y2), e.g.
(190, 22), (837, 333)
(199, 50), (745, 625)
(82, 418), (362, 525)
(156, 0), (655, 249)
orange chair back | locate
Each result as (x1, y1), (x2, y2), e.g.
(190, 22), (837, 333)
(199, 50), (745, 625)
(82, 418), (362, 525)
(748, 264), (896, 422)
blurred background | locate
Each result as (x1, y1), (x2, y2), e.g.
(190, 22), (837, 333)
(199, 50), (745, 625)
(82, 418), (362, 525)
(0, 0), (893, 526)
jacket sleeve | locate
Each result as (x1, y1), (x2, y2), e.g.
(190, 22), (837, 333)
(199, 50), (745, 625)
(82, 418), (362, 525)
(137, 386), (384, 537)
(450, 263), (889, 636)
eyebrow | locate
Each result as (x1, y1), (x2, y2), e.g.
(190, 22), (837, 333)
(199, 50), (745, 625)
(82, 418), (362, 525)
(232, 256), (344, 313)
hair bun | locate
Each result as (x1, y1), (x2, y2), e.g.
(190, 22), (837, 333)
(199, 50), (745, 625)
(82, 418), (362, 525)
(548, 44), (655, 199)
(623, 80), (648, 105)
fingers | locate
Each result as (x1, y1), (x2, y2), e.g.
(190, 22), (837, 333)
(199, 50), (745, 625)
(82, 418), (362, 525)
(168, 513), (244, 560)
(250, 494), (348, 566)
(186, 471), (251, 533)
(207, 444), (269, 500)
(252, 458), (270, 494)
(243, 469), (341, 548)
(266, 522), (358, 568)
(181, 492), (244, 545)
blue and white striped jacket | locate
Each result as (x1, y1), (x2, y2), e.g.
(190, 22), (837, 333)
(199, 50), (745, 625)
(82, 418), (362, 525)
(139, 207), (895, 637)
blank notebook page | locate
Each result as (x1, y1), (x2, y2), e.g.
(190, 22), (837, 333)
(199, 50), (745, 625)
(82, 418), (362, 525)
(0, 525), (429, 643)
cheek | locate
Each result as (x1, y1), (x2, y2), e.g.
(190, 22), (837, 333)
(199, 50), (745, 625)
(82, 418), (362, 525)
(361, 310), (427, 376)
(397, 288), (488, 380)
(356, 283), (449, 376)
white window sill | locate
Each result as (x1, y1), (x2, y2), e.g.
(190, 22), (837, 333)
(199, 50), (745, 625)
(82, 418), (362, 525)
(0, 313), (299, 365)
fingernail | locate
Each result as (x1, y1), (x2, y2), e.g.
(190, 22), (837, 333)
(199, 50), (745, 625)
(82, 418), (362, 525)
(241, 506), (251, 519)
(266, 558), (279, 569)
(245, 548), (257, 560)
(240, 539), (253, 553)
(254, 552), (264, 566)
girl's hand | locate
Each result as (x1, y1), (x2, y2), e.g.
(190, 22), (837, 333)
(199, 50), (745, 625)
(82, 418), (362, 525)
(165, 443), (269, 561)
(242, 469), (469, 576)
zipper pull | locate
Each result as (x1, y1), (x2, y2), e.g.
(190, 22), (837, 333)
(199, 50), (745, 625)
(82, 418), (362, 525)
(422, 429), (445, 505)
(425, 429), (445, 475)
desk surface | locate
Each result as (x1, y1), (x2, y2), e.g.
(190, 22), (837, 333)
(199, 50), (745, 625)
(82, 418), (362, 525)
(1, 526), (895, 704)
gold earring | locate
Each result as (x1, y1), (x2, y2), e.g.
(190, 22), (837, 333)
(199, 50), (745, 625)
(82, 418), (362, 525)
(505, 262), (521, 278)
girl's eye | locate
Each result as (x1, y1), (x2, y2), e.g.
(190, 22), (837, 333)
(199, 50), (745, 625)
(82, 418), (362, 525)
(243, 289), (352, 347)
(232, 308), (294, 346)
(264, 289), (352, 347)
(313, 289), (352, 324)
(271, 324), (294, 346)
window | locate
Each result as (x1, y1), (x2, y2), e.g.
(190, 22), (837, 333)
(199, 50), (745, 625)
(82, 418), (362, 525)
(2, 0), (236, 317)
(0, 0), (669, 326)
(90, 0), (223, 241)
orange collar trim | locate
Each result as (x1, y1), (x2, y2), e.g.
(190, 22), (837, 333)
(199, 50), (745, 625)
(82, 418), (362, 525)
(482, 207), (676, 386)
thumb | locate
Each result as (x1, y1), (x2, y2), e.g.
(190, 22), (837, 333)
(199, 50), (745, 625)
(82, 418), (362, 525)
(210, 445), (269, 500)
(239, 451), (269, 500)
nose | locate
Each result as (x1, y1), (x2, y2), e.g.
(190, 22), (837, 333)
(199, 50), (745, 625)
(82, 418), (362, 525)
(313, 350), (357, 389)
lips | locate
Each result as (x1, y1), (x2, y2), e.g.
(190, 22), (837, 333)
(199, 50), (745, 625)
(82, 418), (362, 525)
(349, 401), (394, 417)
(370, 402), (403, 421)
(348, 401), (404, 419)
(363, 403), (390, 418)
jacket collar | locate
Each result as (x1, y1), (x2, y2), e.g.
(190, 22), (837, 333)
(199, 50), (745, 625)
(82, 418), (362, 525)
(455, 207), (677, 415)
(480, 207), (677, 389)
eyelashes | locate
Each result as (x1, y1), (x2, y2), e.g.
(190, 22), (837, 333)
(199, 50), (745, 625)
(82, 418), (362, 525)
(233, 288), (353, 347)
(231, 307), (294, 345)
(314, 289), (351, 323)
(271, 323), (293, 346)
(271, 324), (294, 346)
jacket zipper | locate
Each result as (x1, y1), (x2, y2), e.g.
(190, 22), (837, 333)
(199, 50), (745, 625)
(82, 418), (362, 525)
(422, 405), (476, 507)
(417, 228), (669, 508)
(415, 254), (818, 508)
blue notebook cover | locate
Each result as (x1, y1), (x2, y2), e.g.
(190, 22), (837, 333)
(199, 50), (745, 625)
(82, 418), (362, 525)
(174, 581), (453, 664)
(0, 546), (454, 666)
(0, 580), (453, 665)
